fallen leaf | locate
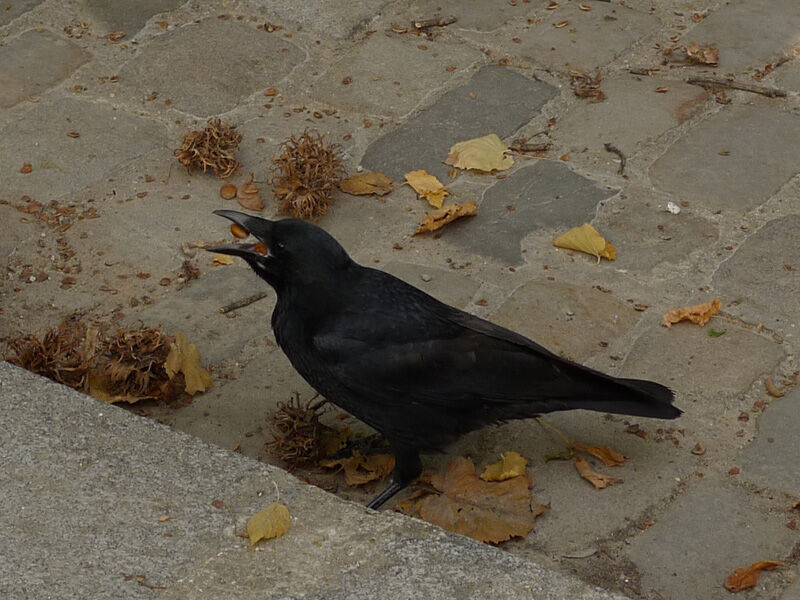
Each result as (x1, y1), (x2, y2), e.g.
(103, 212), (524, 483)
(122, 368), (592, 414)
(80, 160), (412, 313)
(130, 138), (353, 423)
(574, 455), (623, 490)
(21, 162), (32, 174)
(237, 172), (264, 210)
(723, 560), (784, 592)
(213, 254), (235, 265)
(320, 453), (395, 486)
(220, 183), (237, 199)
(691, 442), (706, 455)
(764, 377), (784, 398)
(553, 223), (616, 262)
(396, 457), (548, 544)
(709, 328), (726, 337)
(339, 171), (393, 196)
(481, 451), (528, 482)
(661, 298), (722, 328)
(405, 169), (449, 208)
(686, 42), (719, 66)
(572, 444), (627, 467)
(165, 332), (212, 395)
(414, 202), (478, 235)
(444, 134), (514, 173)
(247, 502), (291, 546)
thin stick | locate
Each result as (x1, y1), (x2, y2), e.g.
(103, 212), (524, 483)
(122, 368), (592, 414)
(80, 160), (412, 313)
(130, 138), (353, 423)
(536, 417), (573, 446)
(219, 291), (269, 313)
(687, 77), (787, 98)
(603, 142), (626, 176)
(412, 16), (457, 29)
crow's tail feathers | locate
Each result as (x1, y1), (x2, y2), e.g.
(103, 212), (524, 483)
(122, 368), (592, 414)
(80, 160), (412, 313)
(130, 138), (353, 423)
(571, 376), (681, 420)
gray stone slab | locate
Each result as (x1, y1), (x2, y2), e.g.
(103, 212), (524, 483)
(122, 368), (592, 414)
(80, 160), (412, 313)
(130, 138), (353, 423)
(489, 280), (640, 363)
(781, 579), (800, 600)
(595, 195), (719, 273)
(443, 161), (616, 265)
(311, 34), (484, 118)
(626, 478), (797, 600)
(83, 0), (185, 36)
(0, 29), (89, 109)
(621, 322), (784, 400)
(360, 66), (557, 181)
(740, 388), (800, 495)
(0, 97), (169, 203)
(775, 59), (800, 91)
(407, 0), (523, 32)
(649, 105), (800, 213)
(381, 261), (480, 309)
(712, 215), (800, 329)
(116, 19), (304, 116)
(0, 0), (45, 27)
(460, 3), (660, 72)
(682, 0), (800, 73)
(0, 362), (626, 600)
(250, 0), (391, 40)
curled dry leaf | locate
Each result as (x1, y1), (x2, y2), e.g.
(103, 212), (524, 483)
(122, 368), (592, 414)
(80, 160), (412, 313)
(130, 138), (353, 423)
(553, 223), (616, 262)
(414, 201), (478, 235)
(764, 377), (784, 398)
(686, 42), (719, 66)
(220, 183), (237, 199)
(237, 172), (264, 211)
(164, 332), (212, 395)
(444, 134), (514, 173)
(574, 455), (623, 490)
(405, 169), (448, 208)
(572, 444), (627, 467)
(396, 457), (548, 544)
(339, 171), (393, 196)
(481, 451), (528, 482)
(661, 298), (722, 328)
(320, 453), (395, 486)
(212, 254), (235, 266)
(723, 560), (784, 593)
(247, 502), (291, 546)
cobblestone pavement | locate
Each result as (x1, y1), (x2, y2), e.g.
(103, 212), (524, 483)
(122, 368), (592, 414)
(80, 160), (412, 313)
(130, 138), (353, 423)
(1, 1), (799, 599)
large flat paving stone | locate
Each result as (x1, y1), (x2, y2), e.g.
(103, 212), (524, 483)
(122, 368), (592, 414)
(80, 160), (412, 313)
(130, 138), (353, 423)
(251, 0), (391, 40)
(443, 161), (616, 265)
(649, 105), (800, 213)
(712, 215), (800, 329)
(360, 66), (557, 181)
(311, 35), (484, 118)
(116, 19), (304, 116)
(0, 0), (44, 27)
(0, 97), (169, 204)
(739, 388), (800, 495)
(461, 2), (660, 72)
(407, 0), (525, 32)
(381, 261), (480, 309)
(682, 0), (800, 73)
(490, 280), (640, 362)
(625, 478), (797, 600)
(83, 0), (185, 37)
(0, 29), (89, 109)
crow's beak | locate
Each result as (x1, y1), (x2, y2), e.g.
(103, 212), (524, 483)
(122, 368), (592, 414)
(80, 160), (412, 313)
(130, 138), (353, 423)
(208, 210), (274, 259)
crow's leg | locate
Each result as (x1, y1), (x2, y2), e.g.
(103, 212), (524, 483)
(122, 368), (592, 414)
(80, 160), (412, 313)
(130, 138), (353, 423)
(366, 446), (422, 510)
(329, 432), (387, 459)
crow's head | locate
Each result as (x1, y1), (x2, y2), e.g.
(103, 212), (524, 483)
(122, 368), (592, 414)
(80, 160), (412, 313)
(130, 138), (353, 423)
(209, 210), (352, 289)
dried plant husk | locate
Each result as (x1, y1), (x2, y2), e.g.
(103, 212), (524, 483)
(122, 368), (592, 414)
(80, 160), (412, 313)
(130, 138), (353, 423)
(267, 395), (328, 468)
(174, 119), (242, 178)
(272, 130), (345, 220)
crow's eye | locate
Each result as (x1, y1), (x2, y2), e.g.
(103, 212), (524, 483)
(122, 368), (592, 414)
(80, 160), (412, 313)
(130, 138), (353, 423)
(276, 242), (286, 251)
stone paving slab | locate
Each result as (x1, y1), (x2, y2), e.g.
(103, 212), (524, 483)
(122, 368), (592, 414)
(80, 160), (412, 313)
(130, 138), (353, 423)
(83, 0), (185, 38)
(0, 0), (44, 28)
(249, 0), (391, 41)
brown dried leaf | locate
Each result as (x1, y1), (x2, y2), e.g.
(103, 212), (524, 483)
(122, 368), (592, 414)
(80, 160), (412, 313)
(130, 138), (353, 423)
(723, 560), (784, 593)
(247, 502), (291, 546)
(320, 453), (395, 486)
(661, 298), (722, 328)
(553, 223), (616, 261)
(572, 444), (628, 467)
(574, 455), (623, 489)
(481, 451), (528, 482)
(686, 42), (719, 66)
(236, 172), (264, 210)
(339, 171), (393, 196)
(414, 202), (477, 235)
(570, 70), (605, 103)
(21, 162), (32, 174)
(164, 332), (212, 395)
(405, 169), (449, 208)
(396, 457), (548, 544)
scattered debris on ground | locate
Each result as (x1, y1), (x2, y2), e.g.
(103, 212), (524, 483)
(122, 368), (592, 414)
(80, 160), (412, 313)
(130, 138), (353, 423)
(570, 70), (605, 102)
(174, 118), (242, 177)
(661, 298), (722, 328)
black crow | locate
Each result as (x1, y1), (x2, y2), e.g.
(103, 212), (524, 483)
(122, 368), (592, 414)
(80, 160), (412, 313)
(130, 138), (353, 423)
(210, 210), (681, 509)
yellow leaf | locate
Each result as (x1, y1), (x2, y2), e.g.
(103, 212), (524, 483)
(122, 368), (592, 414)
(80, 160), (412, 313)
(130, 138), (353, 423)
(574, 455), (623, 490)
(405, 169), (449, 208)
(572, 444), (627, 467)
(553, 223), (616, 262)
(481, 451), (528, 482)
(212, 253), (235, 265)
(339, 171), (393, 196)
(247, 502), (291, 546)
(165, 332), (212, 395)
(319, 453), (395, 486)
(414, 202), (478, 235)
(444, 134), (514, 173)
(661, 298), (722, 328)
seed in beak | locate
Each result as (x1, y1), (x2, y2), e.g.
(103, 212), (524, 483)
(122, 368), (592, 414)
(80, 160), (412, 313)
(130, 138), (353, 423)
(230, 223), (249, 239)
(253, 242), (268, 255)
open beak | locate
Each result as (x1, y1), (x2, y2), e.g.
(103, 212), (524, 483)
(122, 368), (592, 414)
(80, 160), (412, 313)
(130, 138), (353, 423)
(208, 210), (273, 259)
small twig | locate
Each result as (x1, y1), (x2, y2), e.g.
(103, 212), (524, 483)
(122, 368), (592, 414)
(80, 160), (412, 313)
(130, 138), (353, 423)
(412, 16), (457, 29)
(629, 68), (653, 76)
(219, 292), (269, 313)
(687, 77), (787, 98)
(603, 143), (626, 176)
(536, 417), (574, 446)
